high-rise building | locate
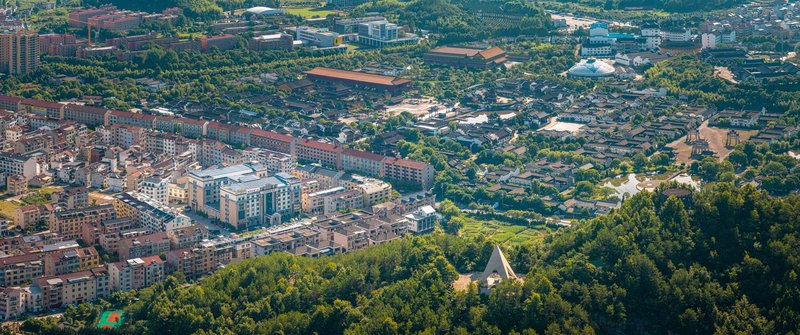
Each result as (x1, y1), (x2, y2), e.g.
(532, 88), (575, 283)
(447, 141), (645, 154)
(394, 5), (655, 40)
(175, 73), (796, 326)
(0, 31), (40, 75)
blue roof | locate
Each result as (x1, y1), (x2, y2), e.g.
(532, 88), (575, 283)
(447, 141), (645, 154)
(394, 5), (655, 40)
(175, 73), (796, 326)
(608, 33), (635, 39)
(590, 22), (608, 29)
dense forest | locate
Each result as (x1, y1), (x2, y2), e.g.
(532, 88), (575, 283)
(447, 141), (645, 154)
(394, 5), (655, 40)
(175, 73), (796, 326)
(354, 0), (552, 43)
(83, 0), (281, 19)
(25, 183), (800, 334)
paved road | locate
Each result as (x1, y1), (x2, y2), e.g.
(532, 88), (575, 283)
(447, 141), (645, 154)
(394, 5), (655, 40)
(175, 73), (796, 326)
(183, 210), (230, 236)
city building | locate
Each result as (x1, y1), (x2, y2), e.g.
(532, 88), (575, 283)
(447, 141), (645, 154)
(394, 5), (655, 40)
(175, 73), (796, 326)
(296, 139), (343, 168)
(0, 254), (44, 287)
(249, 33), (294, 51)
(48, 204), (117, 241)
(140, 175), (170, 204)
(404, 205), (436, 234)
(304, 67), (412, 94)
(108, 256), (164, 292)
(5, 174), (27, 196)
(219, 173), (302, 229)
(332, 16), (385, 33)
(356, 20), (418, 48)
(117, 232), (171, 260)
(0, 152), (39, 180)
(423, 46), (508, 69)
(0, 287), (28, 321)
(0, 30), (40, 75)
(51, 186), (89, 210)
(383, 157), (435, 190)
(43, 246), (100, 276)
(114, 192), (190, 232)
(342, 148), (385, 177)
(296, 26), (342, 48)
(31, 268), (108, 309)
(568, 59), (616, 78)
(166, 224), (208, 250)
(186, 163), (268, 215)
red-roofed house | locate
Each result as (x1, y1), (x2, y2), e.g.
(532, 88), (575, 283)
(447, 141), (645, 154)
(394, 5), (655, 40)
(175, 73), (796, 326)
(249, 129), (296, 155)
(296, 139), (343, 169)
(64, 104), (110, 126)
(423, 46), (508, 69)
(304, 67), (412, 95)
(107, 110), (156, 128)
(0, 94), (23, 112)
(384, 157), (435, 190)
(342, 148), (386, 177)
(21, 99), (65, 120)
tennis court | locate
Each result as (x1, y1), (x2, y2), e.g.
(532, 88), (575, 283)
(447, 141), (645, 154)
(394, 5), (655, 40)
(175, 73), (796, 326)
(97, 310), (124, 329)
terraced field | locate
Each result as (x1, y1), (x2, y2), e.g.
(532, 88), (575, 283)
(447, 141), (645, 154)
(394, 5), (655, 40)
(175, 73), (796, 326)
(460, 218), (551, 245)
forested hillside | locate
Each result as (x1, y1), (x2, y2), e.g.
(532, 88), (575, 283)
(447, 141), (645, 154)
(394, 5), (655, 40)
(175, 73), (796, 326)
(354, 0), (552, 43)
(547, 0), (746, 12)
(62, 183), (798, 335)
(83, 0), (281, 19)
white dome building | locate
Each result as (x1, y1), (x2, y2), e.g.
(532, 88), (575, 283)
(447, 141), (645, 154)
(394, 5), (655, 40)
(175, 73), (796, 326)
(246, 6), (284, 16)
(568, 59), (616, 78)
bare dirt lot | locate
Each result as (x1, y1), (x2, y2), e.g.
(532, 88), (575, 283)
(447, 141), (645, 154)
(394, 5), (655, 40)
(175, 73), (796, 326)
(667, 121), (757, 164)
(383, 97), (446, 119)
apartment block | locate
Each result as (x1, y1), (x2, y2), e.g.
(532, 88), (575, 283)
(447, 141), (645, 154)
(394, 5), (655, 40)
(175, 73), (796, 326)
(31, 268), (107, 309)
(219, 173), (302, 229)
(0, 152), (39, 180)
(117, 232), (171, 260)
(140, 175), (170, 204)
(108, 256), (164, 292)
(383, 157), (435, 190)
(0, 254), (45, 287)
(51, 186), (89, 210)
(296, 139), (343, 169)
(0, 31), (40, 75)
(166, 224), (209, 250)
(114, 192), (190, 232)
(43, 246), (100, 276)
(49, 204), (116, 241)
(186, 163), (268, 215)
(63, 104), (109, 127)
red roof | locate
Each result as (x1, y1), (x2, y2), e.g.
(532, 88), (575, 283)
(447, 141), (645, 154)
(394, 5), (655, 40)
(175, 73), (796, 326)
(429, 46), (482, 57)
(0, 94), (23, 103)
(298, 138), (342, 153)
(386, 157), (429, 170)
(65, 103), (110, 115)
(250, 129), (295, 143)
(343, 148), (386, 162)
(477, 46), (505, 59)
(428, 46), (505, 60)
(305, 67), (411, 87)
(21, 98), (64, 110)
(207, 121), (239, 131)
(207, 34), (236, 41)
(0, 253), (43, 266)
(110, 110), (155, 121)
(177, 118), (207, 126)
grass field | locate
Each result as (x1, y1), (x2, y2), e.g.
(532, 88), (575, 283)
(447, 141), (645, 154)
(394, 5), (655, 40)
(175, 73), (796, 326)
(460, 218), (551, 246)
(0, 200), (20, 220)
(284, 7), (338, 18)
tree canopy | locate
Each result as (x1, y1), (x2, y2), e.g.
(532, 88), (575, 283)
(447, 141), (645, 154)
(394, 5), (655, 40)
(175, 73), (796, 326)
(33, 183), (799, 335)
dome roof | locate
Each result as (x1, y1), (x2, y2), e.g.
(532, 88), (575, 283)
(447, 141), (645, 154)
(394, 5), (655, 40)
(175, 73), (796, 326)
(568, 59), (616, 77)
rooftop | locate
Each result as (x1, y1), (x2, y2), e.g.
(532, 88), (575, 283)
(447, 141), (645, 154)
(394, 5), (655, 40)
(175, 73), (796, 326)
(305, 67), (411, 87)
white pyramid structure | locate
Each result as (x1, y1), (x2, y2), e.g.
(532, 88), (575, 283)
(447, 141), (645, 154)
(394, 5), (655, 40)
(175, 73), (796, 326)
(480, 245), (517, 285)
